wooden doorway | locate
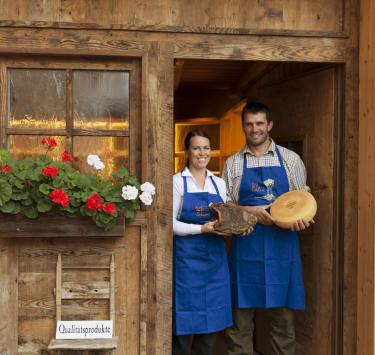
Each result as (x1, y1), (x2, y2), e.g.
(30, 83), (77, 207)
(173, 60), (342, 355)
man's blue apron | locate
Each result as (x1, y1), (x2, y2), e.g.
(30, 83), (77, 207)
(229, 147), (305, 310)
(173, 174), (232, 335)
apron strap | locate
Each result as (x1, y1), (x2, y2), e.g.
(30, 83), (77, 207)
(243, 152), (248, 170)
(275, 146), (284, 167)
(182, 174), (188, 194)
(210, 176), (221, 196)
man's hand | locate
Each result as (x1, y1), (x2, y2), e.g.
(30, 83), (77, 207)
(291, 219), (315, 232)
(241, 204), (275, 225)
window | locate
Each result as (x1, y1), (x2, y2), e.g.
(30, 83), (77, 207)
(2, 58), (140, 178)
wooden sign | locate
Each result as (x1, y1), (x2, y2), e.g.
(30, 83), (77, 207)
(56, 321), (113, 339)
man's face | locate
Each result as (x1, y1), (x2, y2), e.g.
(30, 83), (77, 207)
(242, 112), (273, 147)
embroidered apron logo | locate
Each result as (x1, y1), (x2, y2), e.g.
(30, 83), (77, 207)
(262, 179), (276, 201)
(251, 181), (265, 193)
(195, 205), (211, 217)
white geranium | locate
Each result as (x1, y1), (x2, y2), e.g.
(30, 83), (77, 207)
(139, 191), (153, 206)
(122, 185), (138, 200)
(140, 182), (156, 195)
(87, 154), (101, 167)
(93, 160), (105, 171)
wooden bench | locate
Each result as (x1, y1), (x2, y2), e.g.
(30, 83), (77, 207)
(48, 254), (118, 354)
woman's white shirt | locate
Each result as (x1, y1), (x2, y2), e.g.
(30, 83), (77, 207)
(173, 167), (227, 236)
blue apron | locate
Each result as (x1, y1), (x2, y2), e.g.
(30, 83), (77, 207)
(173, 174), (232, 335)
(229, 147), (305, 310)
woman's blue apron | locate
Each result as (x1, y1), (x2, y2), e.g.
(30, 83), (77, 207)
(229, 147), (305, 310)
(173, 174), (232, 335)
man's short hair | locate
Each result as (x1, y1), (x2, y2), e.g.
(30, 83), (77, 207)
(241, 102), (272, 123)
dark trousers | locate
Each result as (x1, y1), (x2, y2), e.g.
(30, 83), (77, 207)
(226, 308), (296, 355)
(172, 332), (217, 355)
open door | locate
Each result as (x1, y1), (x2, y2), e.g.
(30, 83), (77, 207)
(252, 64), (339, 355)
(174, 60), (340, 355)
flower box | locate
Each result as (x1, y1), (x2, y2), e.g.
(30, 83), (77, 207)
(0, 138), (155, 235)
(0, 213), (125, 238)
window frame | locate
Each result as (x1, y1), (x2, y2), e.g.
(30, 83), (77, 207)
(0, 57), (141, 177)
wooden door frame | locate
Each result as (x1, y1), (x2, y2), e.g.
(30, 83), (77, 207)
(0, 27), (358, 355)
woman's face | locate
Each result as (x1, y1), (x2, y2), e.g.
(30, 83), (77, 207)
(187, 136), (211, 170)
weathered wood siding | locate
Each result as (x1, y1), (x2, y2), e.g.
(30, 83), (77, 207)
(358, 0), (375, 354)
(0, 0), (345, 35)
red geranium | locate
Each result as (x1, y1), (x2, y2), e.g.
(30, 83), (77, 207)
(0, 165), (11, 173)
(41, 137), (57, 149)
(42, 166), (59, 177)
(50, 189), (70, 207)
(103, 202), (117, 215)
(86, 193), (104, 211)
(62, 150), (73, 162)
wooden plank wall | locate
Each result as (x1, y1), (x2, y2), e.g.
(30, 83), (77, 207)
(358, 0), (375, 354)
(15, 228), (144, 354)
(0, 0), (345, 35)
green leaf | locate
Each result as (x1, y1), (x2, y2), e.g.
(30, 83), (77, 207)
(37, 199), (52, 213)
(52, 177), (64, 188)
(105, 196), (122, 203)
(24, 206), (39, 219)
(124, 209), (136, 219)
(11, 191), (28, 200)
(127, 176), (138, 186)
(111, 166), (129, 180)
(29, 171), (40, 181)
(11, 203), (21, 214)
(21, 198), (33, 206)
(14, 179), (24, 189)
(0, 180), (12, 206)
(39, 184), (51, 195)
(0, 200), (17, 213)
(65, 206), (78, 214)
(0, 149), (11, 163)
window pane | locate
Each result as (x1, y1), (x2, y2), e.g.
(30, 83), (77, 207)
(8, 69), (66, 129)
(73, 136), (128, 178)
(9, 135), (66, 160)
(73, 71), (129, 130)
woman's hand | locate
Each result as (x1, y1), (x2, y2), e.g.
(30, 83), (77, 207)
(201, 221), (230, 236)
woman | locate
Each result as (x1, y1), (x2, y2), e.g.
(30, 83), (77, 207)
(172, 130), (232, 355)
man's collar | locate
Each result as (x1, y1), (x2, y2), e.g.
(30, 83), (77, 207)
(181, 167), (214, 177)
(241, 139), (276, 156)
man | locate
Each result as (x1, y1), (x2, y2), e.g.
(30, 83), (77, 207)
(222, 102), (313, 355)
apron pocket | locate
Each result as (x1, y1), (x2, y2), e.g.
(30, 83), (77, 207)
(266, 260), (292, 284)
(175, 287), (205, 311)
(238, 260), (265, 285)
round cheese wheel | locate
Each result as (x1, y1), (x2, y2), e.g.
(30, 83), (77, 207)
(270, 190), (317, 229)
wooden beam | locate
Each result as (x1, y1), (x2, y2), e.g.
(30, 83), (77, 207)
(0, 240), (18, 354)
(358, 0), (375, 354)
(0, 28), (351, 63)
(142, 42), (173, 355)
(174, 59), (184, 92)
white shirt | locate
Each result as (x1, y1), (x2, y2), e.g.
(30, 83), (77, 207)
(173, 167), (227, 236)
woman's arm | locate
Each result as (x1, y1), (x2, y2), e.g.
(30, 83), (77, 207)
(173, 174), (202, 236)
